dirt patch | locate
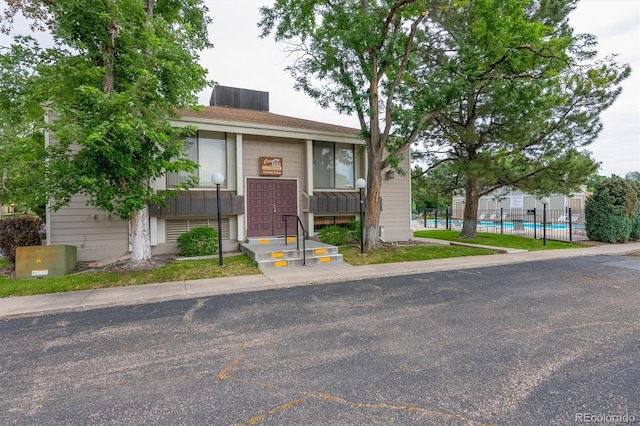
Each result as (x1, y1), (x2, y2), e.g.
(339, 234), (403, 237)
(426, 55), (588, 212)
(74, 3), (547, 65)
(78, 254), (177, 274)
(627, 250), (640, 257)
(0, 263), (14, 279)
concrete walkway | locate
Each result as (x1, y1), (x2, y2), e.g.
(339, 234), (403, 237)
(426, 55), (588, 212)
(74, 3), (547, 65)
(1, 239), (639, 319)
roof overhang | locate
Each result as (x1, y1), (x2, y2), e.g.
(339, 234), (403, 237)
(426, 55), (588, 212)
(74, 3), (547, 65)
(169, 115), (364, 145)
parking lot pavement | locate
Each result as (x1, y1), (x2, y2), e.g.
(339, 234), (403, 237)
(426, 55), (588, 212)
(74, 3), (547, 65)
(1, 254), (639, 425)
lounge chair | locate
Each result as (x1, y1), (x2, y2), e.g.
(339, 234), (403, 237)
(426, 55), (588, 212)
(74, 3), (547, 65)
(478, 213), (486, 221)
(570, 214), (580, 224)
(554, 214), (567, 223)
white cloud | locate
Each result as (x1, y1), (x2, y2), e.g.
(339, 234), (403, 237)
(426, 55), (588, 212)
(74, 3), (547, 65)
(202, 0), (639, 176)
(569, 0), (640, 176)
(2, 0), (637, 176)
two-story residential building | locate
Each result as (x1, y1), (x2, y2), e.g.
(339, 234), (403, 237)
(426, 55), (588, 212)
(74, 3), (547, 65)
(45, 86), (412, 261)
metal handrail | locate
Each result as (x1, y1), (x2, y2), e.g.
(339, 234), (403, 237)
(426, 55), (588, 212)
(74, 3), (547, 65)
(282, 214), (307, 266)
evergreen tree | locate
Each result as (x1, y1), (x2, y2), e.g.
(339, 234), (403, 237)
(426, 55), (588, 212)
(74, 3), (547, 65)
(411, 0), (628, 238)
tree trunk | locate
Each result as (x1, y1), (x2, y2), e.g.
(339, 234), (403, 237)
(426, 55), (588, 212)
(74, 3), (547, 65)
(363, 141), (385, 251)
(129, 206), (153, 269)
(103, 18), (118, 95)
(460, 176), (480, 238)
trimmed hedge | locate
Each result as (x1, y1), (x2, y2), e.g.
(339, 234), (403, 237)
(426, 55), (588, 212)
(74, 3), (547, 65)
(0, 216), (45, 264)
(176, 226), (219, 257)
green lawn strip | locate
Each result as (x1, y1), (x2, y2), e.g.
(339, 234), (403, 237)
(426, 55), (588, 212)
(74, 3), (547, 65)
(413, 229), (588, 251)
(0, 254), (260, 298)
(340, 244), (495, 266)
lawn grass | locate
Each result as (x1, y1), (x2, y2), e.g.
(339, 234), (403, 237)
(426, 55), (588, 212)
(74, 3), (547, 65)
(0, 254), (260, 298)
(0, 229), (587, 298)
(413, 229), (589, 251)
(340, 243), (495, 266)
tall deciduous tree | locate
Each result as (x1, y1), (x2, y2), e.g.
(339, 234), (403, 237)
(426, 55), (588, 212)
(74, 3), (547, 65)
(0, 37), (47, 216)
(412, 0), (629, 238)
(259, 0), (441, 250)
(260, 0), (629, 246)
(1, 0), (211, 268)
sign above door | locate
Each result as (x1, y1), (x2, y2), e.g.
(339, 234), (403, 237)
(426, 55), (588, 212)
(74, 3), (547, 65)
(259, 157), (283, 176)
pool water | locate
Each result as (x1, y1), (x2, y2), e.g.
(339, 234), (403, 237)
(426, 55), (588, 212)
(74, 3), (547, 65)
(479, 221), (584, 230)
(412, 219), (584, 230)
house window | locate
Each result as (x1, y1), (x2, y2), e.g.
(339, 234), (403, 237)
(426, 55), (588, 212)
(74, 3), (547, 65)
(167, 131), (226, 187)
(314, 141), (354, 189)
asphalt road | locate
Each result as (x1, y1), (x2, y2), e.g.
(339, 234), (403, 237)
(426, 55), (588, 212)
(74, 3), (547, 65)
(1, 255), (639, 425)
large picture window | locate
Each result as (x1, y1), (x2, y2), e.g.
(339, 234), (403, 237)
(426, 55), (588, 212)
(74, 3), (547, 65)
(314, 141), (354, 189)
(167, 131), (226, 187)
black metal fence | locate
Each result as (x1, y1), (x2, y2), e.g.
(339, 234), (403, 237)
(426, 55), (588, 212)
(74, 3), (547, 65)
(413, 207), (588, 242)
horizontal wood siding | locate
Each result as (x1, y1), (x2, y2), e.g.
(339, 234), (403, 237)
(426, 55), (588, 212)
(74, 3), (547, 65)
(47, 195), (129, 261)
(379, 155), (412, 241)
(242, 135), (304, 180)
(242, 135), (304, 219)
(165, 218), (230, 243)
(49, 196), (129, 248)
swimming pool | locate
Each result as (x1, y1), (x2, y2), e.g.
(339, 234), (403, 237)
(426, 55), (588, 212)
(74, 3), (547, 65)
(412, 219), (584, 231)
(479, 221), (584, 230)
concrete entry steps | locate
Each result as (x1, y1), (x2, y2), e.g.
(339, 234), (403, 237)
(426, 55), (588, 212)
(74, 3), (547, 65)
(240, 237), (343, 270)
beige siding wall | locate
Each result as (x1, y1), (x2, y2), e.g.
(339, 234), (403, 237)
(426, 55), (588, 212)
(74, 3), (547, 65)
(379, 154), (412, 241)
(49, 195), (130, 261)
(242, 135), (305, 230)
(242, 135), (304, 181)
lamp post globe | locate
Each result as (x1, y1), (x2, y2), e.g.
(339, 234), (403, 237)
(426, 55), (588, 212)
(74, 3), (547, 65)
(212, 173), (225, 185)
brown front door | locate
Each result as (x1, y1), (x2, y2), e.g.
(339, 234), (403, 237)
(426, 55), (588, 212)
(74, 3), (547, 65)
(247, 179), (297, 237)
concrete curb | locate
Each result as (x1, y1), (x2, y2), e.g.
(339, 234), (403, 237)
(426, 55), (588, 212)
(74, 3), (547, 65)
(1, 241), (639, 319)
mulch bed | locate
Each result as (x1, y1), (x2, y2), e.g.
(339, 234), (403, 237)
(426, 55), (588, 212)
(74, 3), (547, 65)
(0, 264), (14, 279)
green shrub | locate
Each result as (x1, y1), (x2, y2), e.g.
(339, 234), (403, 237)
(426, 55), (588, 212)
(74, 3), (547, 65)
(627, 179), (640, 241)
(585, 176), (636, 243)
(608, 215), (632, 243)
(347, 220), (361, 243)
(631, 213), (640, 241)
(176, 226), (218, 257)
(318, 225), (352, 246)
(0, 216), (45, 264)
